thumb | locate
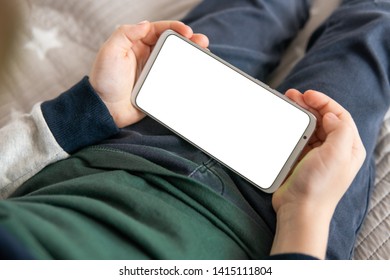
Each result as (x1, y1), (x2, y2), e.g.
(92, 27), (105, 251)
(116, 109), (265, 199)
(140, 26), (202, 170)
(124, 21), (151, 43)
(322, 112), (354, 157)
(323, 112), (340, 131)
(109, 22), (151, 50)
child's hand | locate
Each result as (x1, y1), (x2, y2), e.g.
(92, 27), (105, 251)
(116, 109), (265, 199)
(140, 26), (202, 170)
(89, 21), (209, 128)
(271, 89), (366, 259)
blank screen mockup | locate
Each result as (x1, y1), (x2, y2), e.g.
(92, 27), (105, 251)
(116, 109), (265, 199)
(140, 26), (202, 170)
(134, 34), (312, 190)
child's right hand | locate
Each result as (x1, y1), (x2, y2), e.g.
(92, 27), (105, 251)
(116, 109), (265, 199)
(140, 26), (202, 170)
(89, 21), (209, 128)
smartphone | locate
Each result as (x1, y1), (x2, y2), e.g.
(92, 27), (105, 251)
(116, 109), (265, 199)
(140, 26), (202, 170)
(131, 30), (316, 193)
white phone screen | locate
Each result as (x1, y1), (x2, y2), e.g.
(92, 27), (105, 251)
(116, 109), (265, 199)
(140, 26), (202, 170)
(133, 32), (315, 192)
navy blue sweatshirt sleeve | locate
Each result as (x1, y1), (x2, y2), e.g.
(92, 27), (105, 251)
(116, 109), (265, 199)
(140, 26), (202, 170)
(41, 76), (120, 153)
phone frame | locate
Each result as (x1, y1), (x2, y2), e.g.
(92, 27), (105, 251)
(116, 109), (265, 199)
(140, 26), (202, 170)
(131, 30), (316, 193)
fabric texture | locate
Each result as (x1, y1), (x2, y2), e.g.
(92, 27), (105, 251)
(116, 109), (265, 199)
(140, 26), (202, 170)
(41, 76), (119, 153)
(0, 103), (68, 199)
(0, 0), (388, 259)
(3, 147), (273, 259)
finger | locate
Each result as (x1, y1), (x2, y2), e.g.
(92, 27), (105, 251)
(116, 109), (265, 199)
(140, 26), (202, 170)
(300, 90), (350, 142)
(303, 89), (362, 139)
(303, 90), (347, 121)
(190, 33), (209, 49)
(286, 89), (323, 120)
(142, 21), (193, 46)
(285, 89), (326, 142)
(285, 89), (305, 105)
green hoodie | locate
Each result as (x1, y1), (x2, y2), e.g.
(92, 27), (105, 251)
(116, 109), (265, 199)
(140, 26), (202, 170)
(0, 146), (273, 259)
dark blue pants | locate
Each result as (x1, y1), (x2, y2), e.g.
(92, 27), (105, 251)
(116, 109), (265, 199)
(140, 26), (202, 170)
(181, 0), (390, 259)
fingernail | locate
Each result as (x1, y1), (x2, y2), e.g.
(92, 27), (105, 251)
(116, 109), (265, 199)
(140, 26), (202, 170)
(137, 20), (149, 25)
